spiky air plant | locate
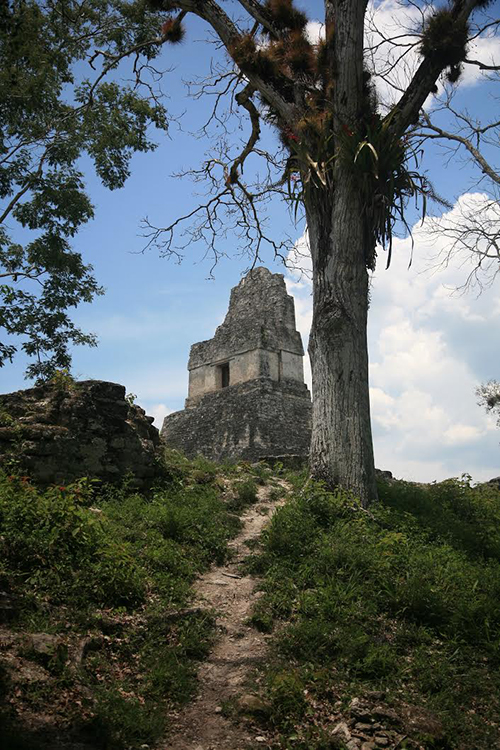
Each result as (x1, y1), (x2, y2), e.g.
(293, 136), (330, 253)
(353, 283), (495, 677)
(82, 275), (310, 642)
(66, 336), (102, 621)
(229, 34), (280, 79)
(315, 39), (330, 80)
(338, 115), (429, 269)
(420, 9), (469, 82)
(280, 104), (337, 224)
(161, 15), (185, 43)
(253, 16), (338, 216)
(228, 1), (338, 222)
(284, 30), (316, 76)
(446, 64), (462, 83)
(264, 0), (307, 33)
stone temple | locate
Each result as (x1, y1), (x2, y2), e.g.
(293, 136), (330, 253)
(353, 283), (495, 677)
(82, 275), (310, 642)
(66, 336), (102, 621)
(161, 267), (312, 462)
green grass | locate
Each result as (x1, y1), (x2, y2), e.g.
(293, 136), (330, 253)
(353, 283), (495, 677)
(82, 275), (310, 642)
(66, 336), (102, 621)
(4, 459), (500, 750)
(0, 454), (249, 749)
(227, 478), (259, 511)
(246, 476), (500, 749)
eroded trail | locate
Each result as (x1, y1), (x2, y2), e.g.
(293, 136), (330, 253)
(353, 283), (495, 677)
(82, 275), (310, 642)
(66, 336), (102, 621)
(161, 483), (286, 750)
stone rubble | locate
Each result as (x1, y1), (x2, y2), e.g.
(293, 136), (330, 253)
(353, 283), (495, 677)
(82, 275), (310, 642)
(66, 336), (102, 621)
(0, 380), (161, 487)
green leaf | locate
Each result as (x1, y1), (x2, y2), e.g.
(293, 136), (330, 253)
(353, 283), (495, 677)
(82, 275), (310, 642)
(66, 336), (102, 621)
(0, 0), (168, 379)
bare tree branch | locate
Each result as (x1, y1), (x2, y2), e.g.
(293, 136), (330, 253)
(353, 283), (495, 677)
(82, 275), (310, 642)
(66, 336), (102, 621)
(237, 0), (282, 38)
(159, 0), (297, 126)
(465, 57), (500, 70)
(420, 111), (500, 187)
(227, 84), (261, 184)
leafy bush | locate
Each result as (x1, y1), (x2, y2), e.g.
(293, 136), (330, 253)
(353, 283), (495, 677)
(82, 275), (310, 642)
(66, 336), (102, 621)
(0, 458), (243, 749)
(268, 670), (307, 727)
(249, 477), (500, 747)
(250, 462), (272, 485)
(378, 475), (500, 561)
(227, 479), (259, 511)
(84, 688), (165, 750)
(142, 609), (216, 702)
(100, 482), (239, 600)
(0, 474), (145, 608)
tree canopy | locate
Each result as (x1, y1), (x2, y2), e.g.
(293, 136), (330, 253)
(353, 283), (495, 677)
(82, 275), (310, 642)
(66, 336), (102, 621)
(0, 0), (168, 380)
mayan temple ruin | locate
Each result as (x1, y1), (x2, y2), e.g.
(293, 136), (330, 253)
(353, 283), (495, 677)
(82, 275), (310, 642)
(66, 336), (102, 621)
(161, 267), (312, 462)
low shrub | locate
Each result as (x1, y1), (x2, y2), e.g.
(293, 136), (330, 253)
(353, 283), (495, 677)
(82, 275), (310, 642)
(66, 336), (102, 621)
(249, 477), (500, 748)
(250, 462), (272, 485)
(378, 475), (500, 561)
(0, 474), (145, 608)
(0, 458), (242, 749)
(227, 478), (259, 511)
(268, 670), (308, 728)
(84, 688), (165, 750)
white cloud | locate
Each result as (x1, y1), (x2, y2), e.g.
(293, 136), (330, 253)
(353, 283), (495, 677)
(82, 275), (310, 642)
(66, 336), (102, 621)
(370, 387), (399, 429)
(365, 0), (423, 107)
(145, 402), (173, 428)
(305, 21), (323, 45)
(284, 192), (500, 483)
(365, 1), (500, 107)
(444, 423), (483, 445)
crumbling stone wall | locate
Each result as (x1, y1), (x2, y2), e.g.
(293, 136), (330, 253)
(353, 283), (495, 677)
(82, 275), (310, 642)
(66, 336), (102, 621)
(163, 379), (311, 462)
(187, 267), (306, 405)
(162, 267), (312, 462)
(0, 380), (161, 487)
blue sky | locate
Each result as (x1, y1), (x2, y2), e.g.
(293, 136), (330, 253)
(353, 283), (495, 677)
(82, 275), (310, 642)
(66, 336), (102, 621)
(2, 0), (500, 483)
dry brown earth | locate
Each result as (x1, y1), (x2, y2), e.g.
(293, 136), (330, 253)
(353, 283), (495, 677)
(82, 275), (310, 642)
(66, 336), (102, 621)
(161, 483), (287, 750)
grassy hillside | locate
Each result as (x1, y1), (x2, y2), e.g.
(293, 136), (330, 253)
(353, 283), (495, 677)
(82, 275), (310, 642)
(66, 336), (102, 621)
(1, 455), (499, 750)
(245, 473), (500, 749)
(0, 453), (263, 749)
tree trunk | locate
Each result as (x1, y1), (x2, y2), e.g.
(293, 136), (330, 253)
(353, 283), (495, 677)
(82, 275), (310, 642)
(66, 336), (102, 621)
(306, 187), (378, 507)
(304, 0), (378, 506)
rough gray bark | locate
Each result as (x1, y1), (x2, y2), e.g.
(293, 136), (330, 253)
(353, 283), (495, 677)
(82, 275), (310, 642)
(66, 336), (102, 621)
(307, 191), (377, 506)
(306, 0), (377, 506)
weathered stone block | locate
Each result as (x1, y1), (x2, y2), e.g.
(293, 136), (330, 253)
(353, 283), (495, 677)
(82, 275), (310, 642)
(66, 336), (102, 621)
(0, 380), (161, 487)
(163, 375), (311, 462)
(162, 267), (312, 462)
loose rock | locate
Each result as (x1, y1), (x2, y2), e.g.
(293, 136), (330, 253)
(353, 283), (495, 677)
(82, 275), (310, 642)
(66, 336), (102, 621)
(236, 693), (271, 716)
(332, 721), (351, 740)
(0, 380), (161, 488)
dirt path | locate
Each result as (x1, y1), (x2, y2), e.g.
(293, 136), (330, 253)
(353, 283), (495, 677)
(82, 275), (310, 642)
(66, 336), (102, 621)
(161, 483), (286, 750)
